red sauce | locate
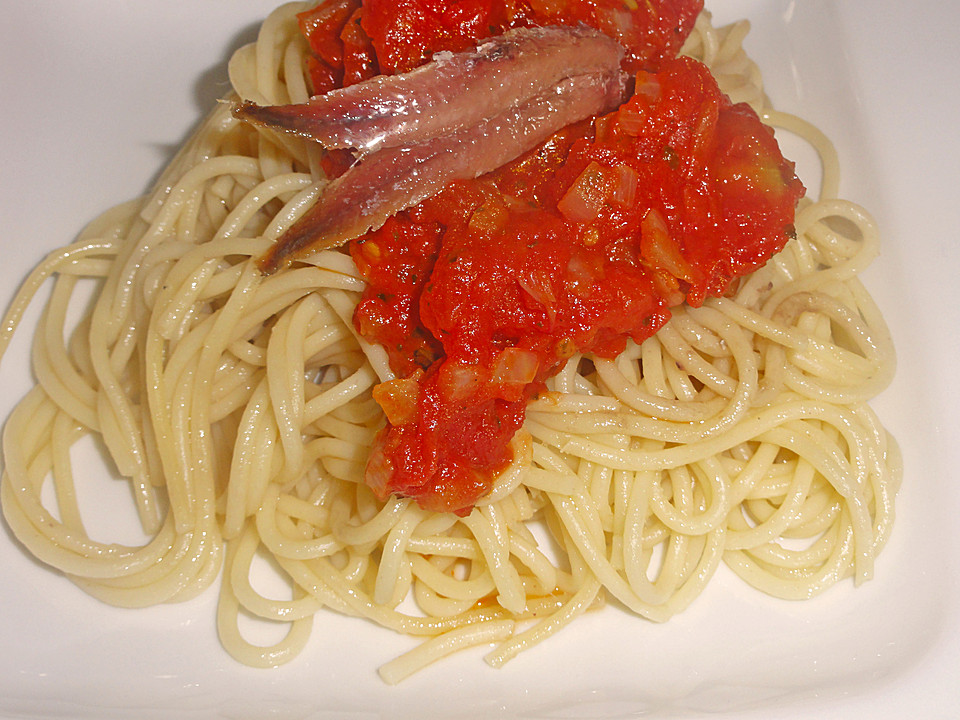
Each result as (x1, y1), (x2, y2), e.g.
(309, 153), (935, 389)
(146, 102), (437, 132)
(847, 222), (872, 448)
(297, 0), (804, 515)
(298, 0), (702, 92)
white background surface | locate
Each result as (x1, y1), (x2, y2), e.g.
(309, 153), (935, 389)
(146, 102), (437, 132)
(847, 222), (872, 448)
(0, 1), (958, 717)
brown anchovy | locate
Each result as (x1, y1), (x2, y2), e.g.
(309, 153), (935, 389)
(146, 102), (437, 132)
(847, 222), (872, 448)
(235, 25), (627, 273)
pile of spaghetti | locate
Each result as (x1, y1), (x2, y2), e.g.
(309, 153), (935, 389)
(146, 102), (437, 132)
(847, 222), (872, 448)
(0, 1), (899, 683)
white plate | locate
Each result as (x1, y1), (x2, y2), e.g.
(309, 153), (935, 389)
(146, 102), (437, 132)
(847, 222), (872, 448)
(1, 1), (958, 717)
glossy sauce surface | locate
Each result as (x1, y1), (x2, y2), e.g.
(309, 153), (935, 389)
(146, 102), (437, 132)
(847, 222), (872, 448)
(348, 53), (804, 513)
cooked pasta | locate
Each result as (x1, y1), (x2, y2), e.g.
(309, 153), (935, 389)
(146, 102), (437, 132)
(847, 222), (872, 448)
(0, 3), (899, 684)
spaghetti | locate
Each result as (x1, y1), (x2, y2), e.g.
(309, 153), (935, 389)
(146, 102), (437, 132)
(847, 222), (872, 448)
(0, 4), (899, 683)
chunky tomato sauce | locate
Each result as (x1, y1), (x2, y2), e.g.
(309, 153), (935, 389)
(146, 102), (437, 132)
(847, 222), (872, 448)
(297, 0), (702, 92)
(297, 0), (804, 515)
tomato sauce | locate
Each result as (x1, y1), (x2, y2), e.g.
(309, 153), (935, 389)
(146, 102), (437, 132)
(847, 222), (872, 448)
(297, 0), (702, 92)
(297, 0), (805, 515)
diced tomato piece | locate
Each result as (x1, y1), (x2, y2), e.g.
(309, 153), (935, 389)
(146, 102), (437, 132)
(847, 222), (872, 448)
(298, 0), (359, 65)
(340, 8), (379, 85)
(361, 0), (496, 75)
(304, 56), (341, 96)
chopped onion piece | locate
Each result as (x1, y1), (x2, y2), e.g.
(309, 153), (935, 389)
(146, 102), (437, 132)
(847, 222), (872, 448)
(438, 361), (488, 402)
(492, 348), (540, 397)
(558, 161), (617, 223)
(639, 207), (698, 283)
(612, 164), (638, 208)
(372, 374), (422, 425)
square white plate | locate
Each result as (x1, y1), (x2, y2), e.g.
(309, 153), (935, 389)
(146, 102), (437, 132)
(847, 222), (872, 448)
(1, 1), (957, 717)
